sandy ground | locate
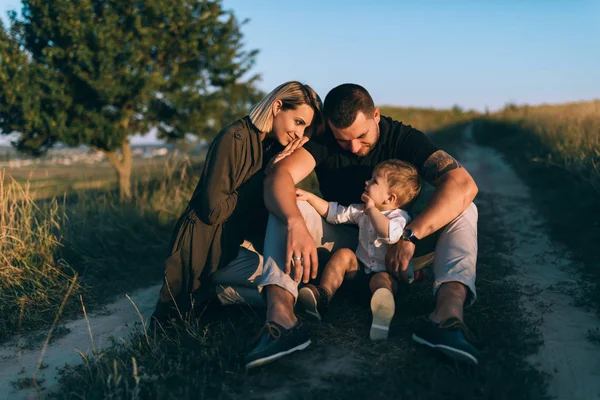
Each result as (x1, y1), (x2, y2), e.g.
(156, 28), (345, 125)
(1, 124), (600, 399)
(0, 284), (161, 399)
(461, 124), (600, 400)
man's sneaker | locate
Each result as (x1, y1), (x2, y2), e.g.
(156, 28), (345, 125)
(245, 321), (311, 369)
(370, 288), (395, 341)
(412, 317), (480, 365)
(298, 284), (330, 321)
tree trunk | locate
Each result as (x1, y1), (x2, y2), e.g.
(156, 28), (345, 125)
(104, 140), (133, 202)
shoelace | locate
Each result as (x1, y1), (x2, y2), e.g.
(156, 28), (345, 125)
(439, 318), (479, 344)
(253, 322), (282, 343)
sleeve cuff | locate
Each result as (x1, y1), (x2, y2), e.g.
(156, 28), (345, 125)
(326, 202), (339, 224)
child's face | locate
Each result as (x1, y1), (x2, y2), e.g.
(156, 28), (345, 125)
(363, 171), (392, 207)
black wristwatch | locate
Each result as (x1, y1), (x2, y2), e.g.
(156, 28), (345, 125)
(400, 228), (420, 244)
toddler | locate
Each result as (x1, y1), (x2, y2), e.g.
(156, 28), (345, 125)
(296, 159), (421, 340)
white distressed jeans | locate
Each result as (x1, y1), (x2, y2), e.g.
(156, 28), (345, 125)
(212, 241), (265, 307)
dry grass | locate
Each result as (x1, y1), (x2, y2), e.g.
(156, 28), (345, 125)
(493, 100), (600, 192)
(0, 158), (196, 341)
(0, 172), (82, 340)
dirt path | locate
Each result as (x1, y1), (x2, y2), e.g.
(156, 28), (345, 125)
(461, 124), (600, 399)
(0, 284), (161, 399)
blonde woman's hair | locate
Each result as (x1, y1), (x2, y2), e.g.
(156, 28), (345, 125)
(374, 159), (422, 208)
(249, 81), (324, 135)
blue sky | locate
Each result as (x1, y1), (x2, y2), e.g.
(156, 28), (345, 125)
(220, 0), (600, 111)
(1, 0), (599, 142)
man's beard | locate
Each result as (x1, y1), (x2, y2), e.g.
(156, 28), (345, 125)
(356, 126), (380, 157)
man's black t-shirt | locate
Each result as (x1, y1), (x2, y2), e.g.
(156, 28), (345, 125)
(303, 116), (439, 206)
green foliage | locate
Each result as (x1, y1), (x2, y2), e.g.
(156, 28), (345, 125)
(0, 0), (261, 152)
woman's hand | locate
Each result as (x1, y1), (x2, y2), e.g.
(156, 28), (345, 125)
(295, 188), (313, 202)
(265, 137), (309, 174)
(285, 218), (319, 284)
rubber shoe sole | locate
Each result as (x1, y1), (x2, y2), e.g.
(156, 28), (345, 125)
(298, 286), (322, 321)
(370, 288), (395, 341)
(245, 339), (311, 369)
(412, 333), (478, 365)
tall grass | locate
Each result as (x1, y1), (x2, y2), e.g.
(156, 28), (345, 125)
(491, 100), (600, 192)
(0, 172), (81, 341)
(0, 159), (196, 340)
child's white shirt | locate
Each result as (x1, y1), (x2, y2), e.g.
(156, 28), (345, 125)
(326, 202), (411, 274)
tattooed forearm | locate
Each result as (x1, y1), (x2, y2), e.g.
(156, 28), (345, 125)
(422, 150), (462, 183)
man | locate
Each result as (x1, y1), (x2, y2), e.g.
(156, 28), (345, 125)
(246, 84), (479, 369)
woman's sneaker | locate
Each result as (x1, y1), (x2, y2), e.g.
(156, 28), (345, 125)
(245, 321), (311, 369)
(298, 284), (330, 321)
(370, 288), (395, 341)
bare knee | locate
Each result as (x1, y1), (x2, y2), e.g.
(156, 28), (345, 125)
(329, 248), (358, 271)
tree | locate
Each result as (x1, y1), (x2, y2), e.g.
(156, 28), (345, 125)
(0, 0), (260, 200)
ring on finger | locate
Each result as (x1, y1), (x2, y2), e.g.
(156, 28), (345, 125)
(292, 256), (302, 261)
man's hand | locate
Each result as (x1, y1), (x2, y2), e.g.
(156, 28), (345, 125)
(265, 137), (309, 174)
(361, 193), (376, 211)
(385, 239), (416, 282)
(285, 219), (319, 284)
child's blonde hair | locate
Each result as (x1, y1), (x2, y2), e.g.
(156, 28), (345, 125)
(373, 159), (421, 208)
(249, 81), (324, 135)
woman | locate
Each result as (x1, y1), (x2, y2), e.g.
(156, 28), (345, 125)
(153, 81), (324, 322)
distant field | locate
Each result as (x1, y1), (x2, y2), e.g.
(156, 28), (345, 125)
(483, 100), (600, 193)
(379, 105), (479, 132)
(2, 154), (206, 200)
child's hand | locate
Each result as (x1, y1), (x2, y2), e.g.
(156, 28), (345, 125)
(361, 193), (376, 210)
(296, 188), (312, 201)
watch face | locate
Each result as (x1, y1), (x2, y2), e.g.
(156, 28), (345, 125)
(402, 228), (413, 240)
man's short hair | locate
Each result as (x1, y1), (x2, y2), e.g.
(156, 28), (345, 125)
(324, 83), (375, 129)
(374, 159), (422, 209)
